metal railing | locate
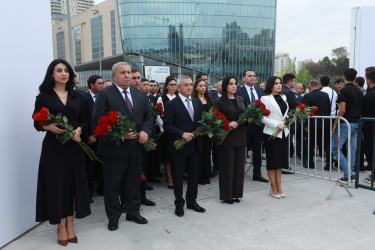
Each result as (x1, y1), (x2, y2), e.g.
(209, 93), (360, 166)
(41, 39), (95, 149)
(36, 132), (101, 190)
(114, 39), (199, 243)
(355, 117), (375, 191)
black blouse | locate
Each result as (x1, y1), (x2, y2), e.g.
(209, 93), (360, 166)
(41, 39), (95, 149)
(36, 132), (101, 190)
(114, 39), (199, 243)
(273, 94), (287, 116)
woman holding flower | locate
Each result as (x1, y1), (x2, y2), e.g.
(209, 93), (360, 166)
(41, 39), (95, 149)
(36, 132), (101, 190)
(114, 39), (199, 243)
(261, 76), (296, 199)
(156, 75), (178, 188)
(214, 75), (246, 204)
(32, 59), (90, 246)
(192, 78), (214, 185)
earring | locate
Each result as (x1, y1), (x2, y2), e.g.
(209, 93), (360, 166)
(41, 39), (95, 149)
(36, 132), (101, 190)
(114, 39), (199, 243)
(51, 77), (54, 81)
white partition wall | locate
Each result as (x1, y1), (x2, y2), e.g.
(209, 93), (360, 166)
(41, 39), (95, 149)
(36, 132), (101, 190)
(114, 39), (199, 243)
(350, 6), (375, 83)
(0, 1), (53, 247)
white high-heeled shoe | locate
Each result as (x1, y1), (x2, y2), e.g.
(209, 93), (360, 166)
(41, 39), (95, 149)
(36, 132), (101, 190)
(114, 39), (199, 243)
(270, 190), (281, 199)
(279, 193), (286, 198)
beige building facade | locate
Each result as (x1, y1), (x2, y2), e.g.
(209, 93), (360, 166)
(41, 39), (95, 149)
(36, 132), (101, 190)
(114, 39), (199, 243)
(274, 52), (291, 77)
(52, 0), (122, 67)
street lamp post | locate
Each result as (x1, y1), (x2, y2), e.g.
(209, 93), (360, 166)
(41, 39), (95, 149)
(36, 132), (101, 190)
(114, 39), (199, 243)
(66, 0), (74, 68)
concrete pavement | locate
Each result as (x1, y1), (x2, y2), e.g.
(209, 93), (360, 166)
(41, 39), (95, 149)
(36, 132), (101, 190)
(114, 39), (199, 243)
(3, 162), (375, 250)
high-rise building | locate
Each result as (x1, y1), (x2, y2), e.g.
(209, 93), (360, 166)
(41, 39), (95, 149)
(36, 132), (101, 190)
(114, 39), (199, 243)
(51, 0), (94, 24)
(52, 0), (277, 86)
(274, 53), (291, 76)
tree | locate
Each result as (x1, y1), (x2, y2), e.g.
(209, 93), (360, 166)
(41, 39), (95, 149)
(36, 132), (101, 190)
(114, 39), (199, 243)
(296, 65), (312, 84)
(331, 47), (348, 59)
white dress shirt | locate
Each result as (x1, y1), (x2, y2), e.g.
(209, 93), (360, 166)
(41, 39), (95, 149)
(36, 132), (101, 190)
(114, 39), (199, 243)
(178, 93), (193, 113)
(89, 90), (96, 102)
(114, 82), (133, 106)
(321, 86), (338, 116)
(245, 84), (259, 102)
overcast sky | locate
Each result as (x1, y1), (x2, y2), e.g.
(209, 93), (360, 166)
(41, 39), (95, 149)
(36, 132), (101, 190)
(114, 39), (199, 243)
(95, 0), (375, 62)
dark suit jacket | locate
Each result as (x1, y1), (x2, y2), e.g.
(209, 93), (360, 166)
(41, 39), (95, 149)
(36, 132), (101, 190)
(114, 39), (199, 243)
(80, 91), (96, 139)
(302, 89), (330, 128)
(163, 95), (203, 154)
(214, 96), (247, 147)
(236, 85), (263, 107)
(93, 84), (154, 158)
(282, 85), (301, 108)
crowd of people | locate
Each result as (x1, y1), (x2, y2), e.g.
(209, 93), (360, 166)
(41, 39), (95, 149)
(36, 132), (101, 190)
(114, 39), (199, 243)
(33, 59), (375, 246)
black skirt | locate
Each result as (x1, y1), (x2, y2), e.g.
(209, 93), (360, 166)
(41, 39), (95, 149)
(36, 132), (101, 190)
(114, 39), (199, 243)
(263, 133), (289, 170)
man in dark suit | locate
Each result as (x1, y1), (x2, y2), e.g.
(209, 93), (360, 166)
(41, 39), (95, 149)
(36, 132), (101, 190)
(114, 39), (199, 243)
(282, 73), (301, 159)
(210, 80), (222, 177)
(148, 80), (160, 99)
(94, 62), (154, 231)
(163, 75), (206, 217)
(302, 80), (331, 169)
(236, 69), (268, 183)
(84, 75), (104, 201)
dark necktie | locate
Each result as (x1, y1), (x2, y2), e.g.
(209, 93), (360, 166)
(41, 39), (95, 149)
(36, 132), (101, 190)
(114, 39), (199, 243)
(93, 95), (96, 102)
(250, 87), (256, 103)
(124, 91), (133, 115)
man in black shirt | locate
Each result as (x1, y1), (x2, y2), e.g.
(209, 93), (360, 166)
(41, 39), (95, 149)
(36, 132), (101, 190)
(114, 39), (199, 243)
(362, 67), (375, 185)
(332, 68), (363, 182)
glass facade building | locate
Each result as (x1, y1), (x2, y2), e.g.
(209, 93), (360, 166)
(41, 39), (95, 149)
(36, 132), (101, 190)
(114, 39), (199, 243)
(56, 31), (66, 60)
(91, 15), (104, 60)
(74, 25), (82, 64)
(110, 10), (117, 56)
(117, 0), (276, 82)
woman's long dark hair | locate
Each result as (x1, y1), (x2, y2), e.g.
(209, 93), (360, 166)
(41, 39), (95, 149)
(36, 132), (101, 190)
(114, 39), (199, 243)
(264, 76), (282, 95)
(192, 78), (214, 105)
(162, 75), (177, 97)
(39, 59), (76, 95)
(221, 75), (237, 101)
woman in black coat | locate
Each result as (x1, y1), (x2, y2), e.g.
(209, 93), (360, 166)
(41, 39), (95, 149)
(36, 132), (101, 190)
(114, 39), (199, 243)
(192, 78), (214, 184)
(214, 75), (246, 204)
(33, 59), (90, 246)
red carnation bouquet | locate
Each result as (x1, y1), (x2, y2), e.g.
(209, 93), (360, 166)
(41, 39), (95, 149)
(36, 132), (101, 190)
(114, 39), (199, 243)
(150, 102), (164, 120)
(173, 108), (230, 150)
(94, 111), (157, 150)
(33, 107), (102, 163)
(216, 100), (270, 145)
(269, 104), (318, 140)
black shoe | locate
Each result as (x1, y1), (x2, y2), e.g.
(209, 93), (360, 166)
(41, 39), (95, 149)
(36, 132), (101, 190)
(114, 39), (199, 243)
(198, 181), (206, 185)
(96, 190), (104, 196)
(223, 200), (233, 204)
(340, 177), (348, 182)
(187, 202), (206, 213)
(89, 197), (94, 203)
(148, 177), (161, 183)
(282, 169), (294, 174)
(141, 198), (156, 206)
(303, 163), (315, 169)
(211, 169), (219, 177)
(168, 185), (174, 189)
(253, 175), (269, 183)
(145, 184), (153, 191)
(120, 203), (126, 213)
(233, 198), (240, 203)
(324, 165), (330, 171)
(156, 172), (164, 177)
(175, 207), (184, 217)
(108, 220), (118, 231)
(126, 214), (148, 224)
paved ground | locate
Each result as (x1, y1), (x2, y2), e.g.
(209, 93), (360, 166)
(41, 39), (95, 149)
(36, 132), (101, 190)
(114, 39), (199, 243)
(4, 159), (375, 250)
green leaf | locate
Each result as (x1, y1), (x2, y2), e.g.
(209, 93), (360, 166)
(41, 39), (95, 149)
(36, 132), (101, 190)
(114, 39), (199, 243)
(63, 116), (68, 123)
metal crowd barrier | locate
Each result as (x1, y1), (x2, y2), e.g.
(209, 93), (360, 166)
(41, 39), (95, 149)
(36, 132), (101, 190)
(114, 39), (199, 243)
(287, 116), (353, 199)
(355, 117), (375, 191)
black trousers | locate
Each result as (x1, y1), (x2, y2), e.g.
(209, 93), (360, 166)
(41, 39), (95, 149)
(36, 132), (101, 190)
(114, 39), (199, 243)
(364, 125), (374, 170)
(308, 126), (330, 165)
(246, 124), (262, 176)
(102, 144), (142, 222)
(199, 136), (212, 183)
(172, 149), (200, 208)
(87, 141), (103, 194)
(218, 145), (246, 200)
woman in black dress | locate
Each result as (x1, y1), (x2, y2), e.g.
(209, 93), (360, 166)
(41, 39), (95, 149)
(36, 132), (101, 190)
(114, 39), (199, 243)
(192, 78), (214, 184)
(33, 59), (90, 246)
(261, 76), (296, 199)
(156, 75), (178, 188)
(214, 76), (246, 204)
